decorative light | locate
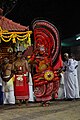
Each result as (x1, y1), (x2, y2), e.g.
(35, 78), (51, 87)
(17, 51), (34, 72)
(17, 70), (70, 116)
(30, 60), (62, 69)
(76, 36), (80, 40)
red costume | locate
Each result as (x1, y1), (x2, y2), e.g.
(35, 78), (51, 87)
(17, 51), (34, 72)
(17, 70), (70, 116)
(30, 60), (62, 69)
(30, 20), (63, 106)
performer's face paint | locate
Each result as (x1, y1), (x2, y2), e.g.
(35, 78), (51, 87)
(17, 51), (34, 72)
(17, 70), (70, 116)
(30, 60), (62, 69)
(39, 45), (45, 54)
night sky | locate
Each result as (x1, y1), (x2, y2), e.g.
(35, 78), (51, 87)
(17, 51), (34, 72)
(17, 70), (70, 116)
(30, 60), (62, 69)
(6, 0), (80, 40)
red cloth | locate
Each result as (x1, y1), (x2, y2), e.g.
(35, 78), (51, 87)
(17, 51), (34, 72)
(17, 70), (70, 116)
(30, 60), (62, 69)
(53, 54), (63, 70)
(14, 74), (29, 100)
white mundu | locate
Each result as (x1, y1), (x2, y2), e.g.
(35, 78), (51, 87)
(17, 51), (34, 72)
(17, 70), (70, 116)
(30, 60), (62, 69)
(73, 60), (79, 98)
(28, 72), (34, 102)
(58, 73), (65, 99)
(2, 76), (15, 104)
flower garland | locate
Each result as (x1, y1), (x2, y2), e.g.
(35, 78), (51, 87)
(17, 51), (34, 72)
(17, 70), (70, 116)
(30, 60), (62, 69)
(0, 27), (32, 46)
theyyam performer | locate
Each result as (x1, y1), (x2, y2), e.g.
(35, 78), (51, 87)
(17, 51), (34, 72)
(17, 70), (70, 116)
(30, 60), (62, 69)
(29, 20), (63, 106)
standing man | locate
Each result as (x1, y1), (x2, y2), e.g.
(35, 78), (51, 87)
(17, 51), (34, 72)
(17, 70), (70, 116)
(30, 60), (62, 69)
(63, 53), (76, 100)
(12, 51), (29, 105)
(73, 59), (79, 98)
(1, 57), (15, 105)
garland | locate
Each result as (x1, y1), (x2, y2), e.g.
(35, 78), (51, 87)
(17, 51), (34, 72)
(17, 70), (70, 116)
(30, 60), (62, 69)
(0, 27), (32, 46)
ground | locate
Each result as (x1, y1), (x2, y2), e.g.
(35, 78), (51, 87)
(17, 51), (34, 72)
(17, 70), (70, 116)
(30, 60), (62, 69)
(0, 100), (80, 120)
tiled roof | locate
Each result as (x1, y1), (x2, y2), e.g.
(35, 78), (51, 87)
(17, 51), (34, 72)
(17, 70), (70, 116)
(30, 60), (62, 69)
(0, 15), (29, 31)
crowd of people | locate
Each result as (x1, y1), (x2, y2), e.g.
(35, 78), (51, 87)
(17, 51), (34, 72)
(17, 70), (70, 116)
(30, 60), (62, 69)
(0, 51), (80, 106)
(0, 51), (34, 105)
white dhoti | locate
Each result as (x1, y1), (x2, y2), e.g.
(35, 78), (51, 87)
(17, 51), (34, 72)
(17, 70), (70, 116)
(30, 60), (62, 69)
(64, 71), (75, 98)
(74, 75), (79, 98)
(74, 60), (79, 98)
(28, 73), (34, 102)
(64, 59), (76, 99)
(58, 73), (65, 99)
(2, 77), (15, 104)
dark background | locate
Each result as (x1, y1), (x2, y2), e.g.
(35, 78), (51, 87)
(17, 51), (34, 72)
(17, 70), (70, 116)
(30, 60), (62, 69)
(5, 0), (80, 40)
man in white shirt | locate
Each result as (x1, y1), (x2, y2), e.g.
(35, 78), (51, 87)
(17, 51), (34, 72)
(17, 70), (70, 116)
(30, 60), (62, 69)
(63, 53), (76, 100)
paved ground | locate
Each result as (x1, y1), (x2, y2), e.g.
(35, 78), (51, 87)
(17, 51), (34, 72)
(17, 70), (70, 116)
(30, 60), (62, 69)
(0, 100), (80, 120)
